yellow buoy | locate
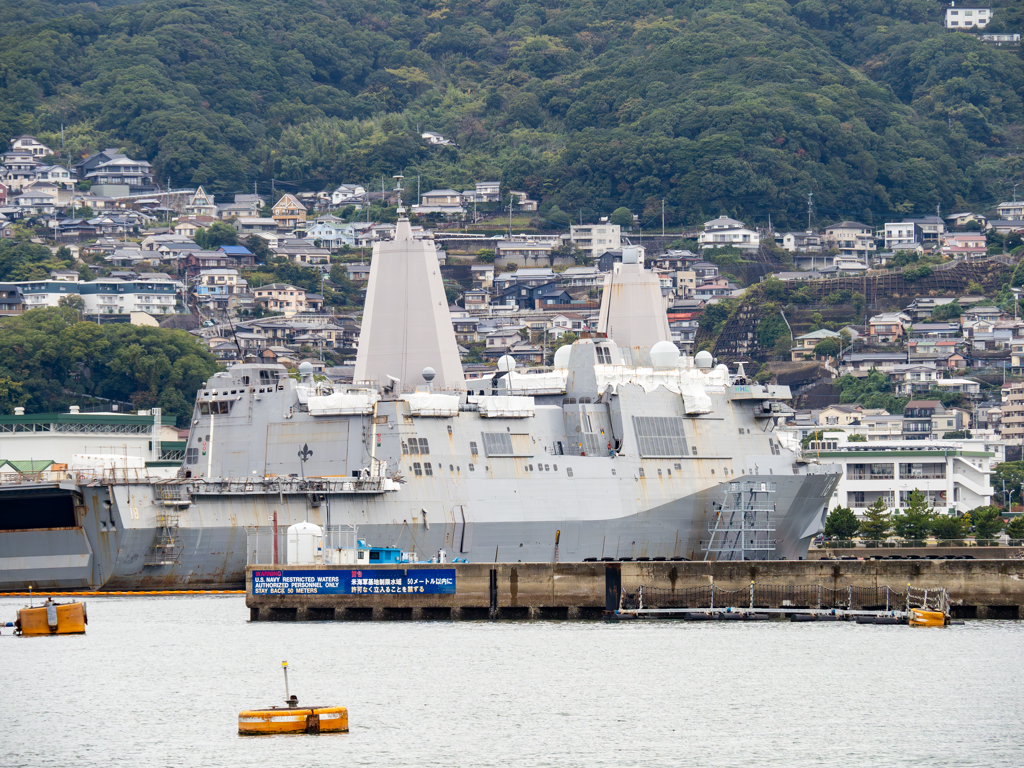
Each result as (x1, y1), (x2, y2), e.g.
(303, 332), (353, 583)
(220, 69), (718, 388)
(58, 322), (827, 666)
(15, 598), (87, 635)
(239, 661), (347, 735)
(909, 609), (947, 627)
(238, 705), (349, 735)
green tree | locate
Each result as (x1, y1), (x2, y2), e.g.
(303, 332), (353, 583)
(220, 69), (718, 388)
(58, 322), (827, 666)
(57, 295), (86, 316)
(244, 235), (273, 265)
(475, 249), (495, 264)
(858, 496), (892, 542)
(969, 506), (1004, 543)
(930, 514), (969, 544)
(824, 506), (859, 540)
(848, 433), (867, 442)
(892, 490), (935, 543)
(544, 206), (570, 228)
(195, 221), (239, 250)
(813, 337), (840, 358)
(609, 207), (634, 228)
(1006, 516), (1024, 542)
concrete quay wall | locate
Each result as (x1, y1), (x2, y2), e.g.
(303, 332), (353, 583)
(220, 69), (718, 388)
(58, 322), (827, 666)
(245, 561), (1024, 621)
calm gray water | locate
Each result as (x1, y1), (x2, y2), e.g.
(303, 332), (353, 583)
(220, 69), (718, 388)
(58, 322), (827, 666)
(2, 596), (1022, 767)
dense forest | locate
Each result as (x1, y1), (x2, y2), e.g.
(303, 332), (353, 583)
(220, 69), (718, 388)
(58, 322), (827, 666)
(1, 0), (1024, 227)
(0, 307), (220, 426)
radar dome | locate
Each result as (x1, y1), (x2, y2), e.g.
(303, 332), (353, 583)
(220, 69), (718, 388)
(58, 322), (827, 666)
(421, 366), (436, 382)
(298, 361), (314, 377)
(694, 350), (714, 370)
(650, 340), (680, 368)
(497, 355), (517, 372)
(553, 345), (572, 369)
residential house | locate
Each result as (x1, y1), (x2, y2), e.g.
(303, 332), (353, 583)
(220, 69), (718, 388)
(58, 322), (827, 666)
(452, 316), (481, 344)
(173, 218), (205, 238)
(305, 220), (353, 250)
(461, 181), (501, 204)
(944, 6), (991, 29)
(570, 223), (622, 259)
(421, 131), (454, 146)
(485, 327), (523, 352)
(34, 164), (74, 190)
(910, 322), (961, 339)
(903, 400), (943, 440)
(560, 266), (602, 287)
(463, 289), (490, 311)
(234, 217), (278, 235)
(182, 249), (254, 277)
(550, 312), (591, 334)
(3, 152), (41, 191)
(509, 190), (538, 212)
(0, 180), (7, 205)
(823, 221), (876, 259)
(274, 244), (330, 265)
(1001, 383), (1024, 439)
(470, 264), (495, 289)
(77, 150), (156, 193)
(780, 231), (823, 253)
(0, 283), (25, 314)
(667, 311), (700, 350)
(494, 268), (557, 293)
(494, 240), (557, 263)
(839, 351), (908, 373)
(941, 232), (987, 259)
(996, 200), (1024, 220)
(252, 284), (312, 317)
(344, 264), (371, 283)
(904, 297), (959, 321)
(790, 328), (841, 361)
(883, 221), (923, 251)
(10, 135), (53, 157)
(19, 278), (178, 315)
(331, 184), (366, 206)
(987, 219), (1024, 235)
(891, 364), (942, 396)
(185, 186), (217, 218)
(818, 404), (870, 426)
(271, 193), (307, 231)
(868, 312), (911, 344)
(698, 216), (759, 252)
(497, 282), (572, 310)
(412, 189), (465, 215)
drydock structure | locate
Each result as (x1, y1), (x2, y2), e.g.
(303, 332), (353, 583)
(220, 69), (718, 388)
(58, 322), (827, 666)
(0, 214), (840, 591)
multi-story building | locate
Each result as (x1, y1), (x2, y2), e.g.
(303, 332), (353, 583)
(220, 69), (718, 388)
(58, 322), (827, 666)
(271, 193), (307, 231)
(1000, 383), (1024, 440)
(902, 400), (965, 440)
(17, 278), (179, 315)
(76, 149), (156, 193)
(996, 200), (1024, 220)
(883, 221), (922, 251)
(570, 223), (622, 259)
(10, 135), (53, 157)
(252, 283), (312, 317)
(944, 4), (991, 29)
(868, 312), (911, 344)
(823, 221), (876, 259)
(816, 439), (993, 516)
(186, 186), (217, 218)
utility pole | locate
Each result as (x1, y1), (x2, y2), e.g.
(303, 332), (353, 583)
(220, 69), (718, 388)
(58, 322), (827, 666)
(661, 199), (665, 237)
(1014, 183), (1019, 203)
(807, 192), (814, 231)
(509, 196), (513, 239)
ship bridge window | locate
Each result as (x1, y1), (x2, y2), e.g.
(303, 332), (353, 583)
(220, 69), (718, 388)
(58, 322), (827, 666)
(596, 346), (612, 364)
(199, 401), (232, 415)
(404, 437), (429, 455)
(424, 462), (433, 476)
(259, 369), (280, 384)
(413, 462), (422, 476)
(185, 447), (198, 464)
(470, 441), (478, 456)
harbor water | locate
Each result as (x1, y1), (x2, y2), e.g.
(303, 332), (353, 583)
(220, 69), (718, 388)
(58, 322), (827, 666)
(2, 595), (1022, 767)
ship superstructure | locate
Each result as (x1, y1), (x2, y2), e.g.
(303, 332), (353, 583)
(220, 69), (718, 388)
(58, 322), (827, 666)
(0, 214), (840, 591)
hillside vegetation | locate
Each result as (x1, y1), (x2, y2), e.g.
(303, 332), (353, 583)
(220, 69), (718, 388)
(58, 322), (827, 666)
(1, 0), (1023, 226)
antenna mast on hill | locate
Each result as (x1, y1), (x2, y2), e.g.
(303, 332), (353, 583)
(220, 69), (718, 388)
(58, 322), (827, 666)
(807, 192), (814, 231)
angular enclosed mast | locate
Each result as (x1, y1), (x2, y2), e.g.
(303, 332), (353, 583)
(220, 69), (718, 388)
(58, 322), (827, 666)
(354, 212), (465, 390)
(597, 246), (671, 349)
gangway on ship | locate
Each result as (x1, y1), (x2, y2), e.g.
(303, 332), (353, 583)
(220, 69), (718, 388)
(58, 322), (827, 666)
(702, 480), (777, 561)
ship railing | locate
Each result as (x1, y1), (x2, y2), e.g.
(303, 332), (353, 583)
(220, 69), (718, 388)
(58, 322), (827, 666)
(0, 467), (158, 486)
(707, 519), (776, 532)
(620, 584), (916, 611)
(188, 476), (398, 495)
(700, 539), (777, 551)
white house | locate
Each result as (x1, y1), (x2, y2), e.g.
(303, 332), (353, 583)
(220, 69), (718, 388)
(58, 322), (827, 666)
(824, 221), (876, 258)
(331, 183), (366, 206)
(944, 4), (991, 29)
(698, 216), (759, 252)
(883, 221), (922, 251)
(412, 189), (465, 215)
(10, 135), (53, 157)
(186, 186), (217, 218)
(305, 221), (354, 250)
(996, 201), (1024, 220)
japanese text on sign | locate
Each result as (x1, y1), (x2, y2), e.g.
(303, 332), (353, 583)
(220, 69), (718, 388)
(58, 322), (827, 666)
(251, 569), (456, 595)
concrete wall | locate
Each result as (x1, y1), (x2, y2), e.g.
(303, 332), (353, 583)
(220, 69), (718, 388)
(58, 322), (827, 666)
(246, 560), (1024, 621)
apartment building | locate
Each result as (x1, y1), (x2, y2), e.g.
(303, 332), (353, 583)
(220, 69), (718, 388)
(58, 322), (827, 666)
(570, 223), (621, 259)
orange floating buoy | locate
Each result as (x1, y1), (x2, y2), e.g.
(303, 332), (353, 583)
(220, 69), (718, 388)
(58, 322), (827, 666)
(239, 661), (347, 735)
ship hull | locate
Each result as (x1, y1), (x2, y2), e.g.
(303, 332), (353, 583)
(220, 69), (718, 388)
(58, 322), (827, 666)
(1, 469), (837, 591)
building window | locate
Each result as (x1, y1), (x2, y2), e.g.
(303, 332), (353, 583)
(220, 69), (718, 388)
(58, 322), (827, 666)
(424, 462), (433, 476)
(413, 462), (422, 476)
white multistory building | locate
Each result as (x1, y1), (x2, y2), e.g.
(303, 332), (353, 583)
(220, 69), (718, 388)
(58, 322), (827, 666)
(570, 223), (621, 259)
(806, 438), (993, 516)
(944, 4), (990, 29)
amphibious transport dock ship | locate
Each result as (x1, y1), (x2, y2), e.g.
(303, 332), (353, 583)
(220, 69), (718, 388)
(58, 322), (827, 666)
(0, 212), (840, 591)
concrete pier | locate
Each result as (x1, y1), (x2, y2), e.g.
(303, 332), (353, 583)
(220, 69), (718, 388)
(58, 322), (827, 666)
(246, 560), (1024, 621)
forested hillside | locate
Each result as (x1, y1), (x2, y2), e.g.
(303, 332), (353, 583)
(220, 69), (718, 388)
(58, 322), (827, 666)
(1, 0), (1023, 227)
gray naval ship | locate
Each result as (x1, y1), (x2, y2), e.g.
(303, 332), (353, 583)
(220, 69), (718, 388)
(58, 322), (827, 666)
(0, 212), (840, 591)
